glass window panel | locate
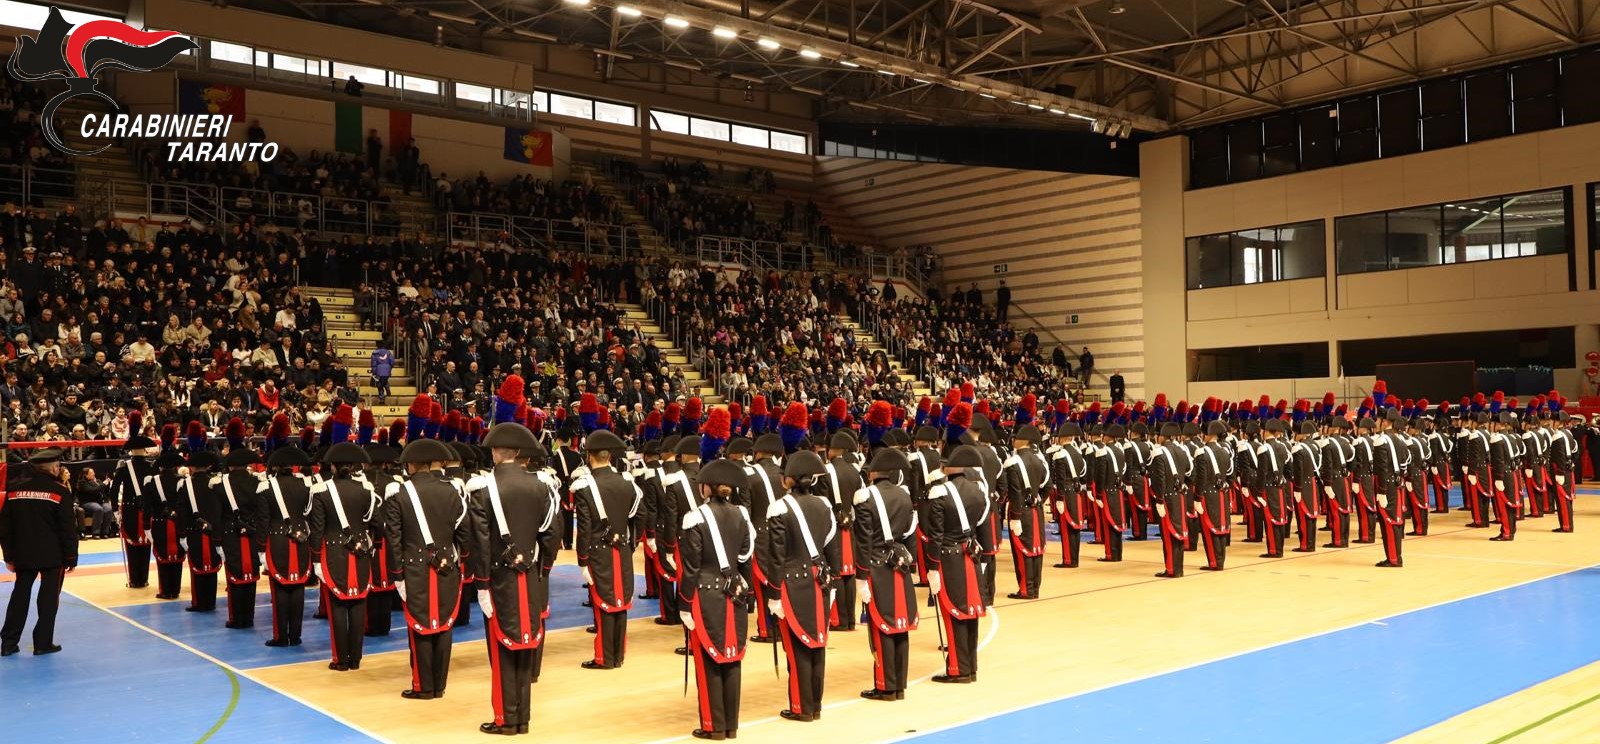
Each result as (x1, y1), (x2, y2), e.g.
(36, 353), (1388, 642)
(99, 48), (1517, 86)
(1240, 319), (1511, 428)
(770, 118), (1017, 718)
(1278, 221), (1326, 279)
(395, 75), (440, 95)
(255, 50), (270, 67)
(1335, 213), (1390, 274)
(271, 53), (313, 75)
(1185, 235), (1233, 289)
(690, 117), (731, 141)
(209, 40), (254, 66)
(333, 61), (387, 87)
(731, 124), (768, 148)
(528, 91), (549, 114)
(455, 82), (494, 103)
(501, 90), (533, 112)
(771, 131), (807, 154)
(1443, 196), (1505, 261)
(593, 101), (635, 126)
(651, 111), (690, 134)
(549, 93), (594, 119)
(1500, 189), (1568, 256)
(1385, 205), (1443, 268)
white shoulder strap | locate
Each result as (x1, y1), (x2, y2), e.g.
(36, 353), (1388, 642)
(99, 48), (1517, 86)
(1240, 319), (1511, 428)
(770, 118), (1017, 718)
(327, 480), (351, 530)
(782, 495), (821, 560)
(486, 475), (512, 539)
(947, 486), (973, 533)
(698, 504), (732, 571)
(221, 474), (239, 512)
(124, 460), (144, 497)
(184, 475), (199, 514)
(268, 477), (291, 519)
(402, 481), (435, 545)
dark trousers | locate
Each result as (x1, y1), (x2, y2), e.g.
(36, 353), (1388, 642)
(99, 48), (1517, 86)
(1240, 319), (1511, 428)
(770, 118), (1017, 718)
(978, 555), (997, 607)
(268, 579), (306, 642)
(1199, 527), (1226, 569)
(123, 543), (151, 587)
(1008, 536), (1041, 597)
(780, 621), (827, 715)
(868, 625), (910, 692)
(156, 561), (184, 597)
(1294, 502), (1317, 551)
(188, 570), (219, 611)
(941, 612), (978, 677)
(1100, 525), (1123, 561)
(691, 635), (742, 734)
(408, 629), (454, 694)
(1555, 484), (1575, 531)
(1262, 511), (1286, 556)
(374, 375), (390, 399)
(1159, 517), (1185, 577)
(1492, 486), (1519, 540)
(658, 579), (680, 621)
(1407, 484), (1429, 535)
(1127, 500), (1147, 540)
(1056, 525), (1080, 567)
(328, 596), (367, 666)
(1327, 507), (1350, 547)
(1242, 500), (1263, 541)
(2, 567), (64, 650)
(591, 606), (626, 667)
(832, 576), (856, 629)
(455, 589), (474, 628)
(1378, 514), (1404, 565)
(751, 579), (778, 639)
(226, 581), (257, 627)
(487, 631), (535, 727)
(365, 589), (393, 635)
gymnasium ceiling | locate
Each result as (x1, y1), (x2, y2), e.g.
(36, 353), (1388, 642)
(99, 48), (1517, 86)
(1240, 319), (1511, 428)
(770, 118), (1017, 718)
(226, 0), (1600, 133)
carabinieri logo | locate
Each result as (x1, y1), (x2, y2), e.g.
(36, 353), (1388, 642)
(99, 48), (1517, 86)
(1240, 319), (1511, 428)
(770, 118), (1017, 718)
(7, 6), (196, 155)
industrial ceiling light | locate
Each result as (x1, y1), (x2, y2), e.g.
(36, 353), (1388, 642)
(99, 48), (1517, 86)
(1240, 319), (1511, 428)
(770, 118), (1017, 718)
(1091, 119), (1106, 134)
(1067, 112), (1095, 122)
(616, 5), (642, 16)
(838, 59), (860, 67)
(757, 37), (780, 49)
(663, 15), (689, 28)
(1026, 100), (1044, 110)
(712, 26), (737, 39)
(978, 90), (996, 99)
(1108, 0), (1126, 14)
(799, 47), (822, 59)
(1048, 106), (1064, 115)
(562, 0), (590, 6)
(877, 69), (896, 75)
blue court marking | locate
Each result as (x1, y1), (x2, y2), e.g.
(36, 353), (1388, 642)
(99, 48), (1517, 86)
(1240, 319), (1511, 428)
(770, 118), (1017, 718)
(110, 564), (661, 670)
(0, 583), (376, 743)
(0, 550), (125, 576)
(913, 566), (1600, 743)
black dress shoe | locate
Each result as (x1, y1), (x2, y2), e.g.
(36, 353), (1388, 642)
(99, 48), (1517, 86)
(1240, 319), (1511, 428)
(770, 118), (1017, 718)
(674, 647), (689, 656)
(639, 593), (659, 600)
(400, 690), (434, 700)
(225, 622), (250, 629)
(348, 661), (360, 670)
(1095, 557), (1117, 562)
(288, 638), (302, 646)
(1153, 572), (1173, 578)
(581, 660), (613, 670)
(749, 635), (776, 644)
(329, 662), (348, 671)
(931, 674), (975, 683)
(585, 626), (597, 634)
(1258, 553), (1281, 558)
(128, 583), (148, 589)
(1199, 566), (1222, 571)
(1490, 536), (1512, 541)
(1052, 562), (1074, 568)
(691, 729), (726, 740)
(654, 617), (680, 626)
(265, 639), (289, 647)
(1321, 543), (1341, 549)
(860, 689), (899, 701)
(1554, 528), (1573, 533)
(1354, 539), (1375, 544)
(1466, 522), (1488, 528)
(581, 600), (593, 608)
(779, 710), (815, 722)
(479, 723), (518, 735)
(1291, 547), (1314, 552)
(1374, 560), (1402, 568)
(1, 646), (19, 657)
(517, 725), (529, 734)
(33, 644), (61, 656)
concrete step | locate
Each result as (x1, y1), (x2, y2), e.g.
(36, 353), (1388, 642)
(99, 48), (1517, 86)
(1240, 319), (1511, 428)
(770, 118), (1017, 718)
(358, 385), (419, 397)
(327, 329), (383, 342)
(349, 371), (415, 386)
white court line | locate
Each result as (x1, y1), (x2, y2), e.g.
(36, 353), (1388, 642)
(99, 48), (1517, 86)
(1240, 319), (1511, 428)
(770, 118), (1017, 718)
(639, 605), (1003, 744)
(67, 589), (393, 743)
(886, 561), (1600, 743)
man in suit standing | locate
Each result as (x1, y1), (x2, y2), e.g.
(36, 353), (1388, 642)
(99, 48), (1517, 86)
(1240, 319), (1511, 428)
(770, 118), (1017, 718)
(1108, 371), (1125, 404)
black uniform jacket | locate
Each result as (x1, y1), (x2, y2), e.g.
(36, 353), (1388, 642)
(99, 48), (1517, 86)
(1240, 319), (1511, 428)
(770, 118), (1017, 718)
(382, 469), (472, 633)
(764, 490), (841, 648)
(260, 472), (315, 584)
(678, 499), (755, 662)
(852, 479), (919, 634)
(572, 465), (642, 612)
(0, 466), (77, 571)
(310, 476), (379, 600)
(469, 464), (562, 650)
(927, 473), (990, 620)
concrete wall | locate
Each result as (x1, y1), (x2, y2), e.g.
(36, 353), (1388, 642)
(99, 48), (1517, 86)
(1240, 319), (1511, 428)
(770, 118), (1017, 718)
(1141, 119), (1600, 402)
(814, 156), (1146, 398)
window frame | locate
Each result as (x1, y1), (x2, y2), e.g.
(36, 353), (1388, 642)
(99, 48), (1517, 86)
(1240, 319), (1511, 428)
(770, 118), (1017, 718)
(1334, 187), (1572, 275)
(1184, 219), (1327, 290)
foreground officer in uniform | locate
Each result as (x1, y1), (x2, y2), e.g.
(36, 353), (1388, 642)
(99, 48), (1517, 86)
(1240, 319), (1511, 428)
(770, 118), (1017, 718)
(469, 423), (562, 736)
(386, 438), (472, 699)
(217, 448), (266, 629)
(114, 431), (158, 589)
(147, 447), (189, 600)
(765, 450), (841, 722)
(854, 447), (920, 701)
(823, 431), (864, 630)
(927, 445), (990, 683)
(1, 449), (76, 656)
(1150, 423), (1193, 578)
(310, 443), (378, 671)
(1193, 421), (1232, 570)
(1000, 425), (1048, 599)
(573, 430), (642, 670)
(178, 451), (225, 612)
(262, 446), (315, 646)
(679, 459), (756, 740)
(1048, 423), (1089, 569)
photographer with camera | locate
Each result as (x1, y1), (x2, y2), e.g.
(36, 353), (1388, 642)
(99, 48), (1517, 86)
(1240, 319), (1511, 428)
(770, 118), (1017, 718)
(310, 443), (378, 672)
(763, 450), (842, 723)
(677, 458), (756, 741)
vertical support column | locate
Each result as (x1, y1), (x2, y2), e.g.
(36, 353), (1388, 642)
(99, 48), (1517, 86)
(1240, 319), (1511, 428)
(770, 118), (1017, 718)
(1139, 135), (1189, 400)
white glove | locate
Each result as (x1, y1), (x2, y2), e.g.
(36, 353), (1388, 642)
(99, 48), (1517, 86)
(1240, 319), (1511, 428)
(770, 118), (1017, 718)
(1323, 486), (1334, 499)
(1494, 481), (1504, 492)
(1404, 482), (1414, 492)
(857, 578), (872, 605)
(1351, 483), (1361, 494)
(768, 599), (785, 619)
(662, 554), (677, 575)
(645, 538), (658, 553)
(178, 538), (188, 551)
(1240, 487), (1250, 497)
(395, 582), (407, 602)
(1155, 503), (1167, 518)
(1195, 501), (1205, 515)
(478, 590), (494, 618)
(1557, 475), (1566, 486)
(1524, 469), (1534, 479)
(927, 570), (942, 595)
(1429, 467), (1438, 475)
(144, 529), (153, 543)
(1123, 485), (1134, 494)
(679, 611), (695, 631)
(1468, 475), (1477, 486)
(1377, 494), (1389, 509)
(581, 566), (593, 585)
(1007, 520), (1022, 536)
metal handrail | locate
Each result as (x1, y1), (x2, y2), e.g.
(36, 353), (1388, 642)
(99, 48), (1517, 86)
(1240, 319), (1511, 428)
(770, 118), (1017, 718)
(445, 211), (637, 257)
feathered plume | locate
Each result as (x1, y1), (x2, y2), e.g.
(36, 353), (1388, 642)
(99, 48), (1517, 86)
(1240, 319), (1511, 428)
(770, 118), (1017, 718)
(494, 374), (525, 425)
(1320, 392), (1336, 418)
(1490, 390), (1504, 414)
(960, 381), (975, 405)
(1084, 401), (1101, 425)
(597, 407), (612, 431)
(318, 417), (334, 447)
(779, 402), (809, 453)
(1255, 395), (1273, 421)
(425, 401), (444, 439)
(160, 422), (178, 452)
(225, 417), (246, 449)
(1014, 392), (1037, 427)
(357, 408), (375, 445)
(1292, 399), (1309, 425)
(388, 419), (407, 447)
(128, 410), (144, 440)
(665, 401), (682, 430)
(579, 392), (600, 433)
(945, 401), (972, 447)
(642, 410), (662, 441)
(185, 421), (206, 453)
(1152, 393), (1169, 423)
(331, 402), (354, 444)
(441, 410), (463, 443)
(1372, 380), (1389, 409)
(408, 394), (433, 443)
(1357, 396), (1375, 420)
(827, 397), (849, 433)
(300, 425), (316, 451)
(1054, 398), (1072, 428)
(864, 400), (893, 446)
(729, 402), (744, 436)
(915, 396), (932, 428)
(682, 397), (704, 436)
(939, 388), (961, 428)
(265, 413), (291, 453)
(749, 395), (770, 435)
(892, 405), (906, 429)
(700, 406), (731, 462)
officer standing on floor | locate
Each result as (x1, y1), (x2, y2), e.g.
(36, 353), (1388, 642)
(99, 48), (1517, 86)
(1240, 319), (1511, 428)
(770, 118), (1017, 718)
(147, 445), (189, 600)
(1, 449), (76, 657)
(114, 427), (158, 589)
(999, 425), (1048, 599)
(1289, 421), (1322, 552)
(654, 436), (697, 633)
(1149, 423), (1192, 578)
(746, 433), (787, 644)
(468, 423), (562, 736)
(926, 445), (990, 683)
(1193, 420), (1232, 570)
(1255, 420), (1292, 558)
(363, 444), (403, 638)
(1048, 423), (1089, 569)
(1094, 425), (1128, 562)
(1319, 419), (1355, 549)
(572, 430), (642, 670)
(386, 438), (472, 699)
(823, 430), (863, 631)
(1372, 411), (1410, 567)
(262, 446), (315, 647)
(854, 447), (920, 701)
(177, 451), (225, 613)
(217, 448), (266, 629)
(679, 459), (757, 740)
(765, 450), (841, 722)
(310, 443), (378, 672)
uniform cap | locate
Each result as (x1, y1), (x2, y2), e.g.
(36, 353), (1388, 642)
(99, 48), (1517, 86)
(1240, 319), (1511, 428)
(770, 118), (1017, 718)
(585, 430), (628, 453)
(673, 435), (701, 458)
(322, 442), (371, 465)
(867, 447), (911, 473)
(726, 437), (754, 456)
(945, 446), (983, 469)
(1054, 422), (1082, 438)
(783, 450), (827, 478)
(398, 439), (453, 464)
(698, 459), (747, 489)
(266, 446), (313, 468)
(829, 431), (857, 451)
(222, 448), (262, 467)
(1012, 424), (1043, 444)
(483, 423), (539, 451)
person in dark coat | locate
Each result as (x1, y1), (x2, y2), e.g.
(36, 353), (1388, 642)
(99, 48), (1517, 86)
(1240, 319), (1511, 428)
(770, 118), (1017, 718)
(678, 458), (755, 740)
(927, 446), (990, 683)
(764, 450), (841, 722)
(146, 445), (189, 600)
(261, 446), (315, 646)
(113, 429), (159, 589)
(999, 425), (1048, 599)
(177, 451), (225, 612)
(0, 449), (77, 656)
(386, 438), (472, 699)
(217, 448), (267, 629)
(853, 447), (919, 701)
(572, 430), (642, 670)
(822, 431), (864, 630)
(310, 443), (378, 671)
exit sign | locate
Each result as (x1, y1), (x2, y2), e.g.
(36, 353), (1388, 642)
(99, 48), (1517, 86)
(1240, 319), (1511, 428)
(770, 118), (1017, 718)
(1067, 314), (1080, 325)
(993, 264), (1009, 274)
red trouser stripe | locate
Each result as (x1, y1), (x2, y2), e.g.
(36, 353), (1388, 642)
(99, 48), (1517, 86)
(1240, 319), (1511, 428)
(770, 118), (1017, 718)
(782, 622), (802, 713)
(693, 633), (713, 730)
(488, 622), (505, 725)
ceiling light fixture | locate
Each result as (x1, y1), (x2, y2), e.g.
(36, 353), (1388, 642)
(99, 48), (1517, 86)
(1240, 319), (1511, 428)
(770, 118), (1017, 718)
(877, 69), (896, 75)
(663, 15), (689, 28)
(1108, 0), (1126, 14)
(562, 0), (590, 6)
(978, 91), (996, 99)
(1048, 106), (1064, 115)
(839, 59), (860, 67)
(799, 47), (822, 59)
(616, 5), (642, 16)
(1067, 112), (1095, 121)
(757, 37), (780, 50)
(712, 26), (737, 38)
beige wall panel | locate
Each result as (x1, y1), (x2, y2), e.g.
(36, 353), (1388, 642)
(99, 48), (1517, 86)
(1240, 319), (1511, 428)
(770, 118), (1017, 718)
(1288, 278), (1327, 314)
(1340, 158), (1406, 215)
(1234, 280), (1293, 318)
(1406, 263), (1475, 305)
(1181, 187), (1237, 237)
(1229, 179), (1288, 227)
(1187, 287), (1238, 321)
(1283, 171), (1341, 223)
(1468, 136), (1541, 197)
(1400, 149), (1464, 207)
(1342, 270), (1409, 309)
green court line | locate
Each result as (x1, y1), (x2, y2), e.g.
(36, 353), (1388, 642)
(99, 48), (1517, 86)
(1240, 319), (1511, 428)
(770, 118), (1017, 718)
(194, 666), (242, 744)
(1487, 690), (1600, 743)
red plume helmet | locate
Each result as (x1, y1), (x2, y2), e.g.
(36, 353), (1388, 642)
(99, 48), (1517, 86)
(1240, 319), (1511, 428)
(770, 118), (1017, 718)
(917, 396), (932, 414)
(645, 410), (662, 429)
(703, 407), (731, 440)
(780, 402), (809, 429)
(960, 381), (975, 400)
(975, 400), (991, 417)
(579, 392), (599, 414)
(942, 387), (961, 409)
(269, 413), (291, 441)
(332, 402), (354, 426)
(947, 402), (973, 429)
(1020, 393), (1037, 415)
(1055, 399), (1071, 415)
(1154, 393), (1168, 408)
(750, 395), (769, 416)
(684, 397), (704, 422)
(409, 393), (433, 418)
(498, 375), (526, 405)
(828, 397), (848, 421)
(866, 400), (893, 427)
(160, 422), (177, 449)
(665, 401), (682, 423)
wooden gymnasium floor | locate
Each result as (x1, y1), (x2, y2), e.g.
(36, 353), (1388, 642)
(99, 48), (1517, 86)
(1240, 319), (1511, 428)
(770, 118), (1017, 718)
(5, 486), (1600, 743)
